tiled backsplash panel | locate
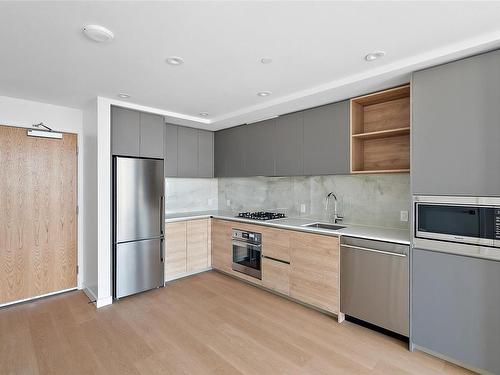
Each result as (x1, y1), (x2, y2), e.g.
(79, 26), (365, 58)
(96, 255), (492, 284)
(165, 178), (218, 214)
(218, 174), (410, 229)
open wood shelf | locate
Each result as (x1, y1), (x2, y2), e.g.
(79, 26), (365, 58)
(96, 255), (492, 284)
(350, 85), (411, 174)
(351, 127), (410, 140)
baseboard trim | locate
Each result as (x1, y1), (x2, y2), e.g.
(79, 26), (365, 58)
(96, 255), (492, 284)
(96, 296), (113, 308)
(83, 287), (98, 304)
(0, 287), (78, 309)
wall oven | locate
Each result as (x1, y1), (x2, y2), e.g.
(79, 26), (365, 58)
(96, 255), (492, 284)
(232, 229), (262, 279)
(414, 196), (500, 260)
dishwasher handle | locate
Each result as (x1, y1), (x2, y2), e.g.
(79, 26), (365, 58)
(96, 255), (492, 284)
(341, 244), (407, 257)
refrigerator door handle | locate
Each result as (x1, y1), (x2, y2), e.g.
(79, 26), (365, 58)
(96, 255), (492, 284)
(160, 237), (164, 262)
(160, 195), (164, 235)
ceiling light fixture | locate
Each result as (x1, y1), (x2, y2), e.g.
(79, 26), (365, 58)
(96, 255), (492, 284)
(166, 56), (184, 65)
(117, 93), (130, 99)
(365, 50), (386, 62)
(260, 57), (273, 64)
(82, 25), (114, 43)
(199, 112), (209, 117)
(257, 91), (272, 97)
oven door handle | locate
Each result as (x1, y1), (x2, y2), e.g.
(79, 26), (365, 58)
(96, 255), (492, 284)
(232, 240), (261, 248)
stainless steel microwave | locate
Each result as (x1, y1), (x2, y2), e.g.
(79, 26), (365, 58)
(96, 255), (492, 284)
(415, 195), (500, 248)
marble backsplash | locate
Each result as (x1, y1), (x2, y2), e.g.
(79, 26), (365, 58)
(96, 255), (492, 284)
(218, 174), (410, 229)
(165, 178), (218, 214)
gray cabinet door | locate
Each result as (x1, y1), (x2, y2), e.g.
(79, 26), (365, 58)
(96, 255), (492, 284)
(164, 124), (178, 177)
(303, 101), (349, 175)
(215, 125), (247, 177)
(412, 249), (500, 374)
(214, 129), (229, 177)
(178, 126), (199, 177)
(275, 112), (304, 176)
(140, 112), (164, 159)
(245, 119), (276, 176)
(111, 106), (140, 157)
(198, 130), (214, 178)
(412, 50), (500, 196)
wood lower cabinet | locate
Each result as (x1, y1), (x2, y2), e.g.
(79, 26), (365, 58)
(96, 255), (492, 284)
(165, 222), (187, 279)
(290, 232), (339, 313)
(187, 220), (209, 271)
(165, 219), (210, 281)
(211, 219), (233, 272)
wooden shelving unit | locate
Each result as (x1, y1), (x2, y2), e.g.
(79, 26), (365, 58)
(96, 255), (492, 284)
(350, 85), (410, 174)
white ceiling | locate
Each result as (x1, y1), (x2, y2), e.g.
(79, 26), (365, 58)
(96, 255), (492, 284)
(1, 1), (500, 130)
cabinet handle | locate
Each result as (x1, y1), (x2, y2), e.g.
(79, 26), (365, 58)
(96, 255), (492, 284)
(341, 244), (407, 257)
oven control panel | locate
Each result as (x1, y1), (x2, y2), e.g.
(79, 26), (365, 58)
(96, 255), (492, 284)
(232, 229), (262, 244)
(495, 209), (500, 240)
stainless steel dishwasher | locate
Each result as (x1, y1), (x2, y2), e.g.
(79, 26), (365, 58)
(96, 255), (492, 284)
(340, 236), (409, 336)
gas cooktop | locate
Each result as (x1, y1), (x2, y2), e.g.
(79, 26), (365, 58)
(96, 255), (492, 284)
(237, 212), (286, 221)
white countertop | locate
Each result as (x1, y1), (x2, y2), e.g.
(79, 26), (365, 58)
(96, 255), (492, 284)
(165, 210), (410, 245)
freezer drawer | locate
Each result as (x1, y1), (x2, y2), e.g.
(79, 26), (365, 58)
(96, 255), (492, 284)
(341, 236), (409, 336)
(115, 238), (164, 299)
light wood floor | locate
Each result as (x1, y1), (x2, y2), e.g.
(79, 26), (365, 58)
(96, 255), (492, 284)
(0, 271), (472, 375)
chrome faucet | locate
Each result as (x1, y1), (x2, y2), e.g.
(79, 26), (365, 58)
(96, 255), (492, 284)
(325, 192), (343, 224)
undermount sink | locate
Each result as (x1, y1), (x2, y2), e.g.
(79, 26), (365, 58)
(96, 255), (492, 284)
(303, 222), (345, 231)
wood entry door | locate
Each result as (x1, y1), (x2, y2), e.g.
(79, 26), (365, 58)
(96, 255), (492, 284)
(0, 125), (77, 305)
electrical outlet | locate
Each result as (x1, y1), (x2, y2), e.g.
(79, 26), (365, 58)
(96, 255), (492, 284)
(400, 210), (409, 222)
(226, 199), (231, 207)
(300, 203), (306, 213)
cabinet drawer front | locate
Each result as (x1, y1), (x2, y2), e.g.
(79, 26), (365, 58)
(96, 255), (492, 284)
(262, 258), (290, 296)
(262, 227), (291, 262)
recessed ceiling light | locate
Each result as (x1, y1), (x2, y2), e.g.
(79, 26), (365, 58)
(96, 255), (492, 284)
(82, 25), (114, 43)
(117, 93), (130, 99)
(257, 91), (272, 97)
(260, 57), (273, 64)
(365, 50), (386, 62)
(166, 56), (184, 65)
(199, 112), (209, 117)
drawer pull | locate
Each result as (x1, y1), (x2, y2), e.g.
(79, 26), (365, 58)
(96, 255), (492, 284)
(262, 255), (290, 265)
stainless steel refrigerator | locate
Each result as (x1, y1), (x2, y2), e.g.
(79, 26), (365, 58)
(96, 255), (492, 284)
(113, 156), (164, 299)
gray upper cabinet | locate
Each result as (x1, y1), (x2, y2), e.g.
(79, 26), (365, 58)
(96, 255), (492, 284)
(412, 49), (500, 196)
(178, 126), (199, 177)
(214, 101), (349, 177)
(111, 106), (164, 159)
(275, 112), (304, 176)
(303, 100), (350, 175)
(164, 124), (178, 177)
(215, 125), (247, 177)
(198, 130), (214, 178)
(140, 112), (164, 159)
(111, 106), (141, 157)
(245, 119), (276, 176)
(165, 123), (214, 178)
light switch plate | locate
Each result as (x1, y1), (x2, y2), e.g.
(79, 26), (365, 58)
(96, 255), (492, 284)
(300, 203), (306, 213)
(226, 199), (231, 207)
(400, 210), (409, 222)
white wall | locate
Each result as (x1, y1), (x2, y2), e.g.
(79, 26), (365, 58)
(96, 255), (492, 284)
(0, 95), (85, 289)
